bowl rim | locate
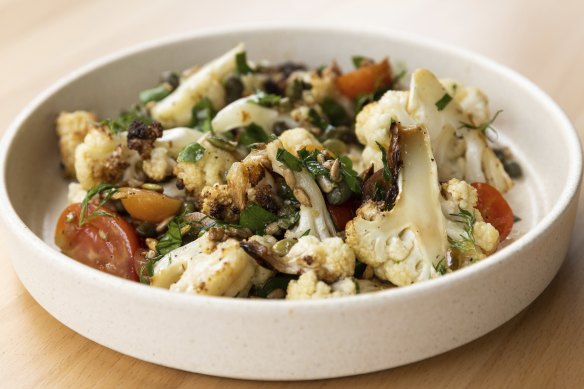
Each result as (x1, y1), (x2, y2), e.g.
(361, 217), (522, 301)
(1, 23), (581, 311)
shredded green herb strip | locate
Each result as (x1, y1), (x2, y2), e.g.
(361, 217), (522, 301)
(78, 183), (118, 226)
(297, 149), (330, 178)
(190, 97), (216, 132)
(276, 148), (303, 172)
(308, 108), (330, 131)
(435, 93), (453, 111)
(139, 85), (171, 104)
(156, 219), (183, 256)
(250, 90), (282, 108)
(235, 51), (254, 75)
(321, 98), (350, 126)
(177, 143), (206, 163)
(100, 105), (152, 134)
(339, 156), (361, 194)
(239, 122), (270, 146)
(459, 109), (503, 135)
(239, 204), (279, 235)
(434, 257), (448, 275)
(448, 207), (478, 255)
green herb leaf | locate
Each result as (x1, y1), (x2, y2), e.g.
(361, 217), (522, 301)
(376, 141), (392, 182)
(239, 204), (279, 235)
(459, 109), (503, 134)
(297, 148), (330, 178)
(321, 98), (350, 126)
(351, 55), (368, 68)
(434, 257), (448, 275)
(177, 143), (206, 163)
(448, 207), (480, 256)
(249, 90), (281, 108)
(339, 156), (361, 194)
(300, 229), (311, 237)
(78, 183), (118, 226)
(235, 51), (254, 75)
(100, 105), (152, 134)
(139, 84), (172, 104)
(190, 97), (216, 132)
(435, 93), (453, 111)
(276, 148), (303, 172)
(308, 108), (330, 131)
(155, 218), (183, 256)
(239, 122), (269, 146)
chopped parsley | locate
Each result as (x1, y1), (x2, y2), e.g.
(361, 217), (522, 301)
(100, 105), (152, 134)
(376, 141), (392, 181)
(190, 97), (216, 132)
(177, 143), (206, 163)
(155, 218), (183, 256)
(338, 156), (361, 194)
(249, 90), (281, 108)
(235, 51), (254, 75)
(320, 98), (350, 126)
(239, 122), (270, 147)
(297, 148), (330, 178)
(239, 204), (279, 235)
(276, 148), (303, 172)
(435, 93), (453, 111)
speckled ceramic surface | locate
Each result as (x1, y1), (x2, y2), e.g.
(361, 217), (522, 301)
(0, 25), (581, 380)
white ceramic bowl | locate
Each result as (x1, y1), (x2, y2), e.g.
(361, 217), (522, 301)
(1, 25), (581, 380)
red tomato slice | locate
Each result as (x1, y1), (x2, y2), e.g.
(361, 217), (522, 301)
(55, 203), (141, 280)
(335, 58), (392, 99)
(326, 200), (357, 231)
(471, 182), (514, 240)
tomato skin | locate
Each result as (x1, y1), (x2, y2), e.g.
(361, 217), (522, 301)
(471, 182), (514, 240)
(326, 200), (357, 231)
(335, 59), (392, 99)
(55, 203), (141, 280)
(119, 187), (182, 222)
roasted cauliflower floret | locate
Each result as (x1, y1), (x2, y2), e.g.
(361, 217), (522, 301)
(200, 184), (239, 222)
(244, 235), (355, 283)
(151, 44), (244, 127)
(286, 270), (356, 300)
(278, 128), (322, 156)
(266, 139), (337, 239)
(56, 111), (98, 177)
(226, 149), (274, 211)
(142, 147), (175, 181)
(151, 233), (267, 297)
(440, 79), (490, 124)
(173, 137), (237, 194)
(440, 178), (500, 265)
(346, 125), (449, 286)
(67, 182), (87, 204)
(354, 68), (512, 193)
(74, 125), (132, 190)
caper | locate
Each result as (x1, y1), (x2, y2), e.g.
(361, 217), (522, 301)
(504, 161), (523, 178)
(160, 71), (180, 89)
(136, 222), (157, 238)
(326, 181), (351, 205)
(323, 139), (348, 157)
(208, 135), (237, 151)
(224, 75), (244, 104)
(272, 238), (298, 256)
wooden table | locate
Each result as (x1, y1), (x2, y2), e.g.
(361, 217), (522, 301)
(2, 0), (583, 387)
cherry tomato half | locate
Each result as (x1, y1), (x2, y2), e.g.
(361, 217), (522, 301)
(118, 187), (182, 223)
(55, 203), (141, 280)
(335, 58), (392, 99)
(471, 182), (514, 240)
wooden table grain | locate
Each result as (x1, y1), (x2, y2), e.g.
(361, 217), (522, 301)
(1, 0), (583, 387)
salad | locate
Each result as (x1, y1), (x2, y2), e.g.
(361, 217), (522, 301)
(54, 44), (522, 299)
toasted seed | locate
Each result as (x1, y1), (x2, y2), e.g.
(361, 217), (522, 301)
(317, 152), (326, 165)
(145, 238), (158, 251)
(330, 159), (342, 182)
(259, 156), (272, 170)
(283, 168), (296, 187)
(264, 222), (280, 236)
(316, 175), (334, 193)
(111, 191), (128, 200)
(323, 159), (334, 170)
(272, 238), (298, 256)
(141, 183), (164, 192)
(145, 249), (157, 259)
(208, 227), (225, 241)
(293, 188), (312, 207)
(225, 226), (253, 239)
(266, 289), (286, 299)
(180, 224), (191, 235)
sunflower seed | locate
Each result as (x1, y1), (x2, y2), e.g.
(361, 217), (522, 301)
(293, 188), (312, 207)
